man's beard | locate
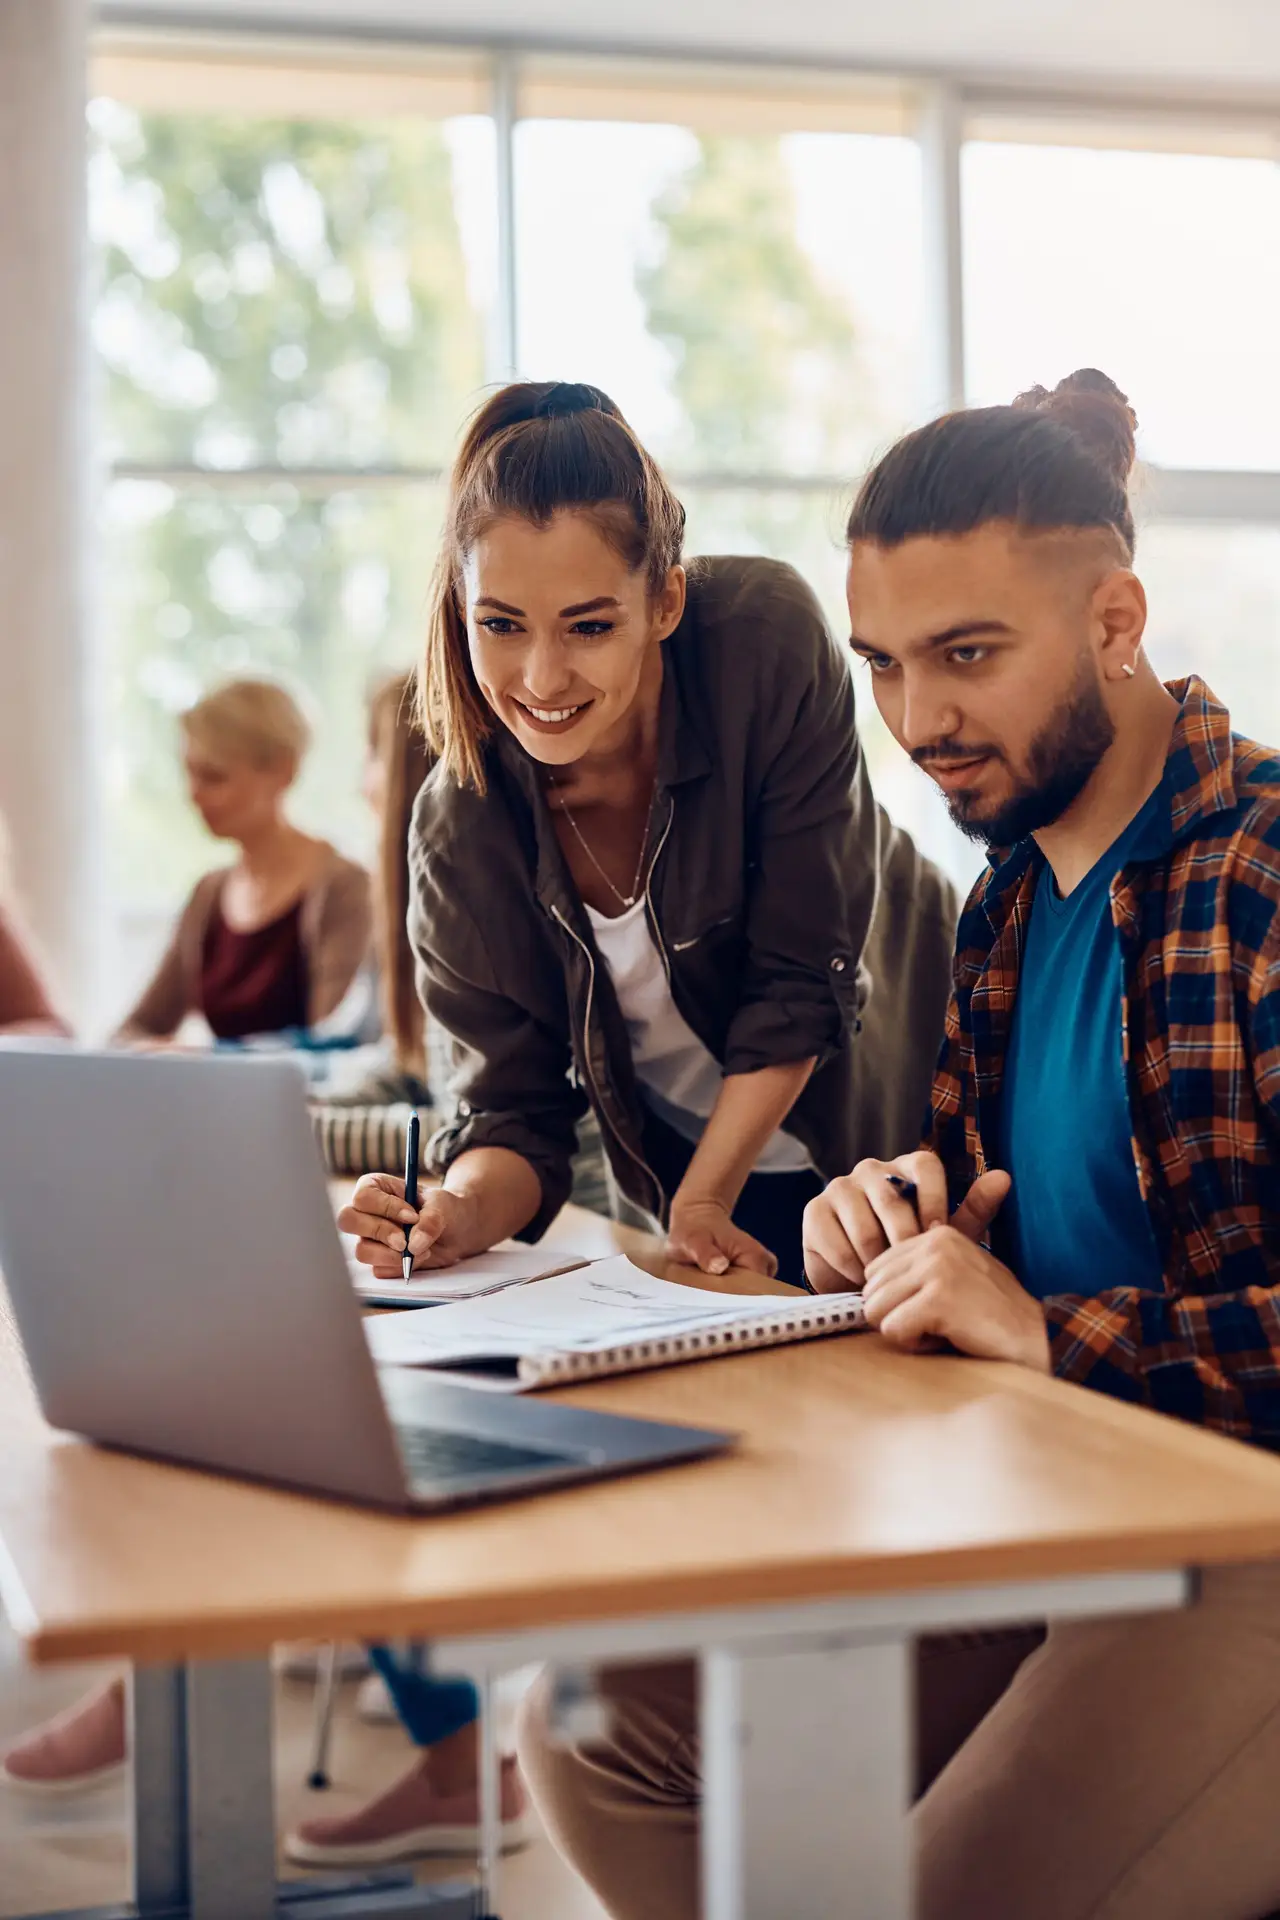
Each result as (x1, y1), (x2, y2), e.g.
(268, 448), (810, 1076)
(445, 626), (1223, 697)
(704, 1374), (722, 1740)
(918, 659), (1116, 848)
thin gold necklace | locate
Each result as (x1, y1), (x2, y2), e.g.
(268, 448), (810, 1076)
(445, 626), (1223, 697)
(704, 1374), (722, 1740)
(560, 780), (658, 911)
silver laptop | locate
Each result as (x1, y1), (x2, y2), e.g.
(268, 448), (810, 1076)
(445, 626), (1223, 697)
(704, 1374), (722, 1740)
(0, 1047), (732, 1511)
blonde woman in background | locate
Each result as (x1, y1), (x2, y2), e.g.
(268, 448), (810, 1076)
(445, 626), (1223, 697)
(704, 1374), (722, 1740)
(116, 678), (371, 1044)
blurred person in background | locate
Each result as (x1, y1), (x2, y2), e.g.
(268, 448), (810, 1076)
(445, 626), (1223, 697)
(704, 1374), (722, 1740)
(114, 678), (371, 1046)
(308, 671), (434, 1154)
(0, 918), (69, 1038)
(0, 820), (70, 1037)
(361, 670), (433, 1103)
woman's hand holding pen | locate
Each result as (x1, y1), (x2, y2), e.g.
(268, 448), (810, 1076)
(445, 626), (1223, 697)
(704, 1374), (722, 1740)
(338, 1174), (480, 1278)
(339, 1147), (544, 1278)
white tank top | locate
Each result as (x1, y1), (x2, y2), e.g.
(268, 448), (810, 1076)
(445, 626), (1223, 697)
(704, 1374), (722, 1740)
(585, 897), (812, 1175)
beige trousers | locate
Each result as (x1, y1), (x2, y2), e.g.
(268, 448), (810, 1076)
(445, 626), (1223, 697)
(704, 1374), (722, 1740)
(517, 1562), (1280, 1920)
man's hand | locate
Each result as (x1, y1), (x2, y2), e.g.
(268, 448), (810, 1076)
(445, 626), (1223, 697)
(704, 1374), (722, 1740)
(802, 1150), (1011, 1293)
(862, 1227), (1051, 1372)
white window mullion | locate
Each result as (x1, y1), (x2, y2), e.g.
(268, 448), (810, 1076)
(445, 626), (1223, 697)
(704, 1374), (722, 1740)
(917, 80), (966, 420)
(491, 49), (520, 383)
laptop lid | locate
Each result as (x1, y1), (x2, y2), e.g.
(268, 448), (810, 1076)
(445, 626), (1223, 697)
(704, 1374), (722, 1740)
(0, 1047), (413, 1508)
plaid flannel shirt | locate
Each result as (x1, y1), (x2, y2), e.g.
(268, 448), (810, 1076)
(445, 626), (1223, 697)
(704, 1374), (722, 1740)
(927, 675), (1280, 1446)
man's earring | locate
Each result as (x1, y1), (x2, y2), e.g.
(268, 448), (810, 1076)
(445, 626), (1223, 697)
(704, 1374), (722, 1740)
(1121, 662), (1136, 679)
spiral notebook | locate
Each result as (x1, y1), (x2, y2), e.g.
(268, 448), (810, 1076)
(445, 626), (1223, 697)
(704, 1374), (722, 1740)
(364, 1255), (866, 1392)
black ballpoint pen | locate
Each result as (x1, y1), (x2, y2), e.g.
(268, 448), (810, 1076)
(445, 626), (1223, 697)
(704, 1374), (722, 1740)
(885, 1172), (920, 1226)
(402, 1111), (420, 1284)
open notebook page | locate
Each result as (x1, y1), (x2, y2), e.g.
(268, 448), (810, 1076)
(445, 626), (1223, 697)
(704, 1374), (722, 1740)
(365, 1255), (807, 1369)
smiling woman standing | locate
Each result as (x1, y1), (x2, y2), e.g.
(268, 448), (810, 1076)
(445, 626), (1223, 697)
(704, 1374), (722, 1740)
(342, 381), (894, 1287)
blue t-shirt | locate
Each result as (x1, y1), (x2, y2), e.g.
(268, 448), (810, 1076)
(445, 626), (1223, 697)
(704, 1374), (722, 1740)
(998, 784), (1168, 1301)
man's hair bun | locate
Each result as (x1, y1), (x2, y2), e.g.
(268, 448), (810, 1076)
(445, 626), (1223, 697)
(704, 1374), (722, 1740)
(1013, 368), (1138, 491)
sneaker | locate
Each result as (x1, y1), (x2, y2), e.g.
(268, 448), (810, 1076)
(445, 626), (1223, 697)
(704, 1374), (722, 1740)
(0, 1679), (128, 1797)
(284, 1753), (533, 1867)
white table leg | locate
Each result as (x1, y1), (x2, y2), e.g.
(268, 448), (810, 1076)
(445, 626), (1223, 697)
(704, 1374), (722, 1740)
(129, 1658), (278, 1920)
(184, 1658), (277, 1920)
(702, 1635), (912, 1920)
(103, 1658), (474, 1920)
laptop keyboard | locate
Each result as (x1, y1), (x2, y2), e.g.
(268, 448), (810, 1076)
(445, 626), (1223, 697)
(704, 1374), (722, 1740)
(395, 1422), (582, 1486)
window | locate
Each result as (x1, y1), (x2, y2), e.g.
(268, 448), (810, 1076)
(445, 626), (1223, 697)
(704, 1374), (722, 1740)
(514, 64), (924, 533)
(87, 40), (1280, 992)
(960, 111), (1280, 893)
(89, 45), (497, 1013)
(514, 105), (923, 483)
(91, 43), (943, 1014)
(962, 134), (1280, 470)
(513, 62), (933, 870)
(1138, 521), (1280, 744)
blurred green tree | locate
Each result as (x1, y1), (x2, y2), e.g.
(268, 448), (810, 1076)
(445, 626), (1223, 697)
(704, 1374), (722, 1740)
(639, 132), (862, 477)
(637, 132), (877, 611)
(639, 131), (901, 795)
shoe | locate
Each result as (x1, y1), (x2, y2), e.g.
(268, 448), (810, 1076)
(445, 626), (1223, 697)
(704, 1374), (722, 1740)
(0, 1680), (128, 1797)
(355, 1672), (398, 1724)
(284, 1753), (533, 1866)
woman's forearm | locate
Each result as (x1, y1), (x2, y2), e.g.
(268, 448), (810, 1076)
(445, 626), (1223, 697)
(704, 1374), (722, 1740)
(675, 1058), (817, 1211)
(441, 1145), (544, 1253)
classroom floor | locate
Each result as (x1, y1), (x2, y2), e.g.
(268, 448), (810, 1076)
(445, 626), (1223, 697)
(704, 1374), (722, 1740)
(0, 1616), (606, 1919)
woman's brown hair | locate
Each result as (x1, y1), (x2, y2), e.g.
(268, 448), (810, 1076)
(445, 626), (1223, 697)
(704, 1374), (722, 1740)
(421, 380), (687, 791)
(848, 368), (1139, 559)
(368, 672), (431, 1076)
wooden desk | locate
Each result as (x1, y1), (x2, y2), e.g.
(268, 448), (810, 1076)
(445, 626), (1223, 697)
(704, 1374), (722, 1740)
(6, 1206), (1280, 1920)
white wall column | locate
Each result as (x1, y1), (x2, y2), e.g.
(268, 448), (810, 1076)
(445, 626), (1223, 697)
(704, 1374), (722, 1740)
(0, 0), (95, 1020)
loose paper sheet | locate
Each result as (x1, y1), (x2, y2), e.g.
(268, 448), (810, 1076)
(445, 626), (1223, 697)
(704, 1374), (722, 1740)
(351, 1244), (587, 1306)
